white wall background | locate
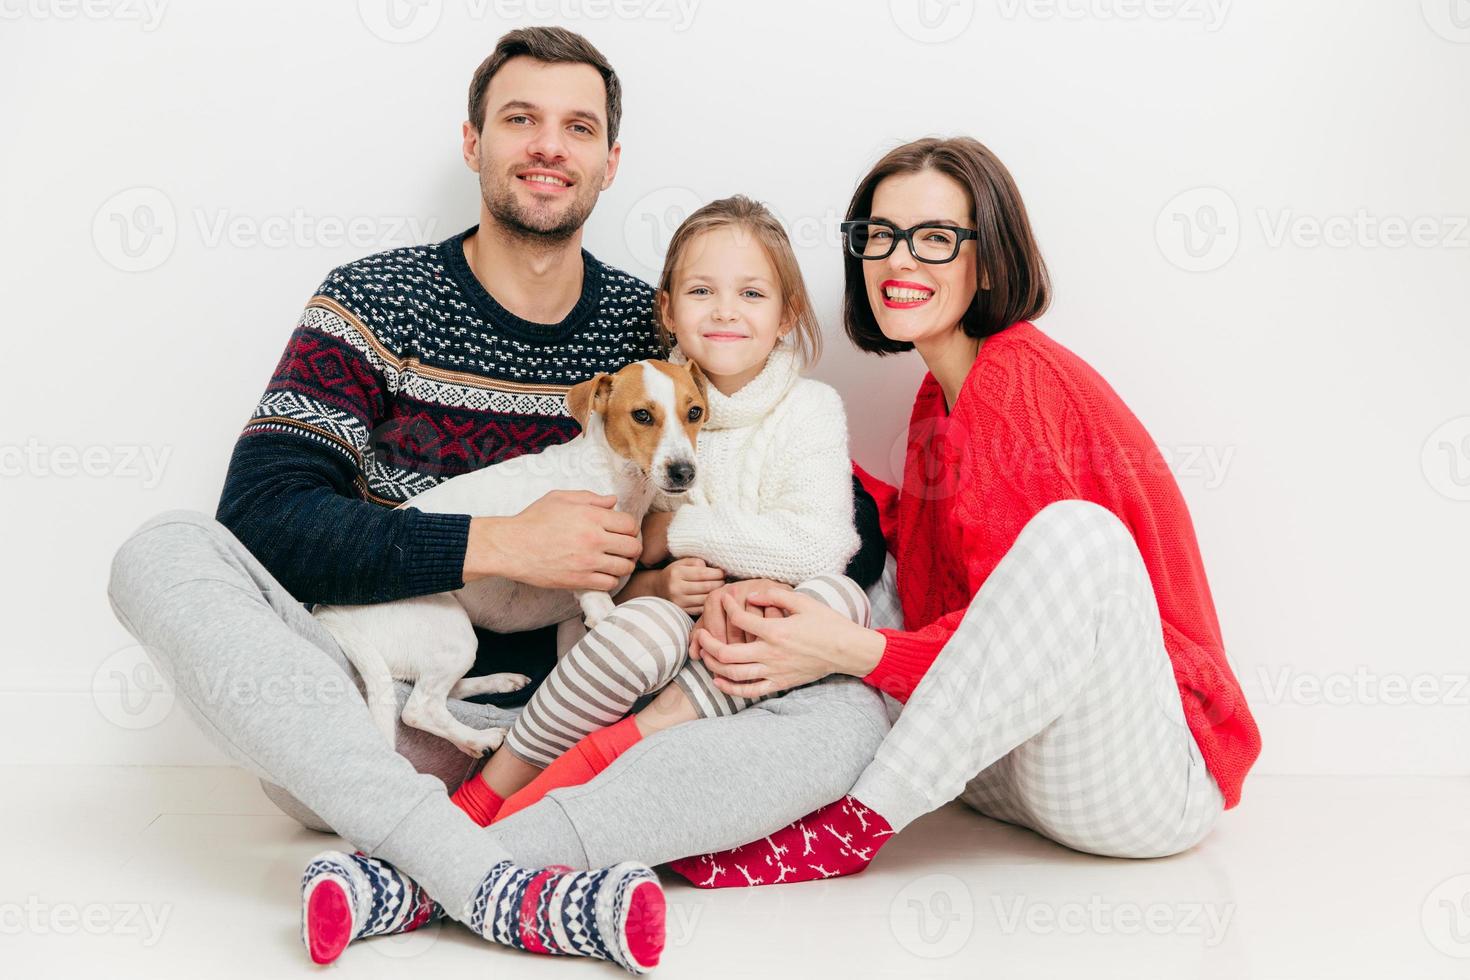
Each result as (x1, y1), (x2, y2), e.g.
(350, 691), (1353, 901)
(3, 0), (1467, 777)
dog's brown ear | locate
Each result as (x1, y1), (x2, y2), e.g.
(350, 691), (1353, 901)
(565, 373), (613, 429)
(684, 359), (709, 401)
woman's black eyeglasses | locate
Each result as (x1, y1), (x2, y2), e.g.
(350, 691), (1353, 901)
(840, 219), (978, 264)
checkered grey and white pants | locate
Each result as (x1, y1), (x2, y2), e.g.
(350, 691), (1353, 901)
(850, 499), (1225, 859)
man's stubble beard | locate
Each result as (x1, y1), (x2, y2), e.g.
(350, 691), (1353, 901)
(479, 151), (603, 248)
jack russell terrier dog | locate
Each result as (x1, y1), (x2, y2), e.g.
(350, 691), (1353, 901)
(313, 358), (709, 759)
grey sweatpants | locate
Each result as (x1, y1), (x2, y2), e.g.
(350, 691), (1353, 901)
(104, 509), (892, 920)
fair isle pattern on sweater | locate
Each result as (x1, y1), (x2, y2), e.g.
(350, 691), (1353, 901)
(240, 226), (662, 507)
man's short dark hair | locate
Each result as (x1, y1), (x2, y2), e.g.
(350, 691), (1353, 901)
(467, 26), (622, 147)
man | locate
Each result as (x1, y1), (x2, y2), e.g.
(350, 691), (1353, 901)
(107, 26), (889, 972)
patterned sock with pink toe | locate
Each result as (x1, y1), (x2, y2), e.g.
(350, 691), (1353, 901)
(301, 849), (666, 973)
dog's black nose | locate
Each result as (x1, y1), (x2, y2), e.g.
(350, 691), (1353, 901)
(666, 460), (696, 488)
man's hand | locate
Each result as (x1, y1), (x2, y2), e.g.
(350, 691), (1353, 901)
(463, 490), (641, 592)
(689, 577), (793, 661)
(640, 510), (675, 566)
(658, 557), (726, 616)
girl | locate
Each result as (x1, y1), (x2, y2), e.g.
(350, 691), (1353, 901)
(446, 194), (874, 826)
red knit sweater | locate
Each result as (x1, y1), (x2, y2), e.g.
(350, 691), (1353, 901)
(854, 321), (1260, 809)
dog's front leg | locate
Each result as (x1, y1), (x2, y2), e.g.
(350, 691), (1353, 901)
(574, 590), (616, 630)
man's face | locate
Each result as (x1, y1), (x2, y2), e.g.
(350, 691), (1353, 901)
(463, 57), (621, 244)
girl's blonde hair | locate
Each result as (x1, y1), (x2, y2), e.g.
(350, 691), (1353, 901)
(655, 194), (823, 367)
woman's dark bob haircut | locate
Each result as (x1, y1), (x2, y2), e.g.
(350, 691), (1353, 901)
(843, 136), (1051, 355)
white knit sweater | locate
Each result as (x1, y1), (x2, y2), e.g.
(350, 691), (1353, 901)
(658, 341), (859, 585)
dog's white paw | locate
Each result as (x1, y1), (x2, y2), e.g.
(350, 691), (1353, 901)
(491, 673), (532, 694)
(458, 727), (507, 759)
(582, 611), (609, 629)
(448, 672), (534, 700)
(579, 592), (616, 630)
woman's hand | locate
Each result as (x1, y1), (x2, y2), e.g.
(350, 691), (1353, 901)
(694, 590), (886, 700)
(658, 557), (726, 616)
(640, 511), (675, 566)
(689, 578), (791, 661)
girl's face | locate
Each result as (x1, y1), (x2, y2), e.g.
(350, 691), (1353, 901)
(861, 170), (978, 348)
(661, 225), (791, 395)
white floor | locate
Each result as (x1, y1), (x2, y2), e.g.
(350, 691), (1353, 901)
(2, 767), (1466, 979)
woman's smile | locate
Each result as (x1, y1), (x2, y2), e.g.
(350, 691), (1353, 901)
(880, 278), (935, 309)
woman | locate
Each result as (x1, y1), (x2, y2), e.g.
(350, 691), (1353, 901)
(665, 136), (1262, 887)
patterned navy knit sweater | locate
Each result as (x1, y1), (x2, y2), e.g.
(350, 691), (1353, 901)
(216, 226), (884, 681)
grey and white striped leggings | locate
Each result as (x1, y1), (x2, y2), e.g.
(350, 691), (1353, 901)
(502, 573), (872, 768)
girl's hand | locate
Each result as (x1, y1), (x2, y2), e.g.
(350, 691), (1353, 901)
(640, 511), (675, 566)
(689, 578), (789, 661)
(694, 590), (884, 700)
(659, 557), (726, 616)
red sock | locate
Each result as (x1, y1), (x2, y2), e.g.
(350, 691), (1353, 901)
(449, 773), (505, 827)
(667, 795), (895, 887)
(494, 716), (644, 824)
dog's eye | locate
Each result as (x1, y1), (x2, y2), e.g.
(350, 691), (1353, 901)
(687, 406), (703, 422)
(632, 409), (654, 425)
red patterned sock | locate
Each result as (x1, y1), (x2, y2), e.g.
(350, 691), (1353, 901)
(667, 795), (895, 887)
(494, 716), (644, 824)
(450, 773), (505, 827)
